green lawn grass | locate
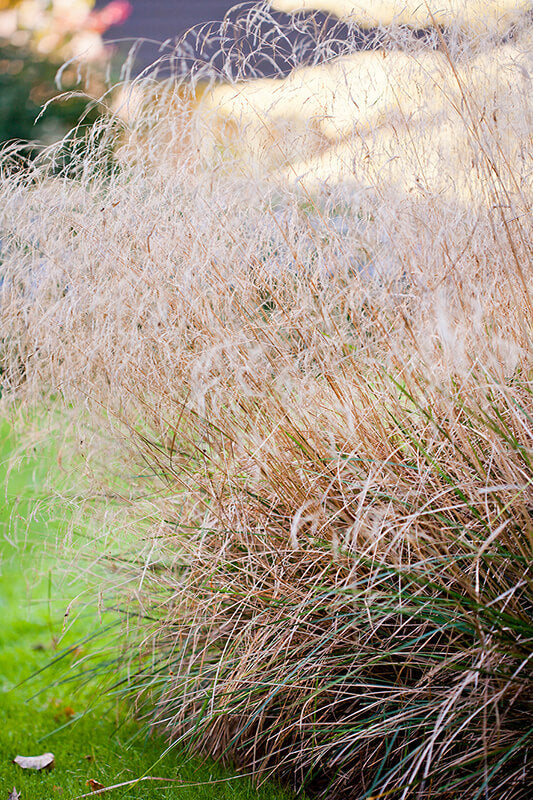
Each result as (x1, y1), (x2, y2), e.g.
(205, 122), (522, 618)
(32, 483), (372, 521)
(0, 420), (289, 800)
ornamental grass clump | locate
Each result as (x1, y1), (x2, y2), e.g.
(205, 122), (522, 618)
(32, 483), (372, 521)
(0, 3), (532, 798)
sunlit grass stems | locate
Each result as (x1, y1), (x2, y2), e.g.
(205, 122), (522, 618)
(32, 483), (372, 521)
(94, 368), (533, 799)
(1, 4), (532, 798)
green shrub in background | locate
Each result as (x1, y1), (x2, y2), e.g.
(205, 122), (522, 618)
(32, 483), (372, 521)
(0, 42), (101, 155)
(0, 1), (131, 156)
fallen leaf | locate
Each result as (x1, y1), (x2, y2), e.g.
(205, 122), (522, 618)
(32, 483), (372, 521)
(7, 789), (21, 800)
(53, 705), (76, 723)
(86, 780), (106, 793)
(52, 787), (63, 795)
(13, 753), (55, 771)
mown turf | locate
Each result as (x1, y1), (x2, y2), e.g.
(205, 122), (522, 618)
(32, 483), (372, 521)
(0, 420), (289, 800)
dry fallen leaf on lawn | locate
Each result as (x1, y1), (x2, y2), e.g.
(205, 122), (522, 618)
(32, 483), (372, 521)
(86, 780), (106, 793)
(7, 788), (21, 800)
(13, 753), (55, 771)
(53, 705), (76, 723)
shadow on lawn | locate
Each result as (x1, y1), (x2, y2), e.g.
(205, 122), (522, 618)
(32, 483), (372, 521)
(0, 419), (290, 800)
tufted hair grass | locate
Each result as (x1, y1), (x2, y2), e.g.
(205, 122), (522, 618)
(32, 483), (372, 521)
(1, 3), (532, 797)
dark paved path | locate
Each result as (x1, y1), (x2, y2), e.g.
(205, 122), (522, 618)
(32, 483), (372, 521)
(101, 1), (247, 43)
(96, 0), (374, 76)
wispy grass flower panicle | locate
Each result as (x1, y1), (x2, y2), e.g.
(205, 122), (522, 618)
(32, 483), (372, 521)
(1, 2), (533, 798)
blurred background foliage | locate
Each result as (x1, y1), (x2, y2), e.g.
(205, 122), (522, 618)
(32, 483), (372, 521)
(0, 0), (131, 151)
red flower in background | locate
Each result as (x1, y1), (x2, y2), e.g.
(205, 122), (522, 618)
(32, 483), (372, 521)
(88, 1), (132, 34)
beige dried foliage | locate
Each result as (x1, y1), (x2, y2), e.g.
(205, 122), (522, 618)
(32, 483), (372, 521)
(187, 23), (533, 206)
(271, 0), (533, 33)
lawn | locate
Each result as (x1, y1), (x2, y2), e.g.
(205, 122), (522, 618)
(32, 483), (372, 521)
(0, 419), (289, 800)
